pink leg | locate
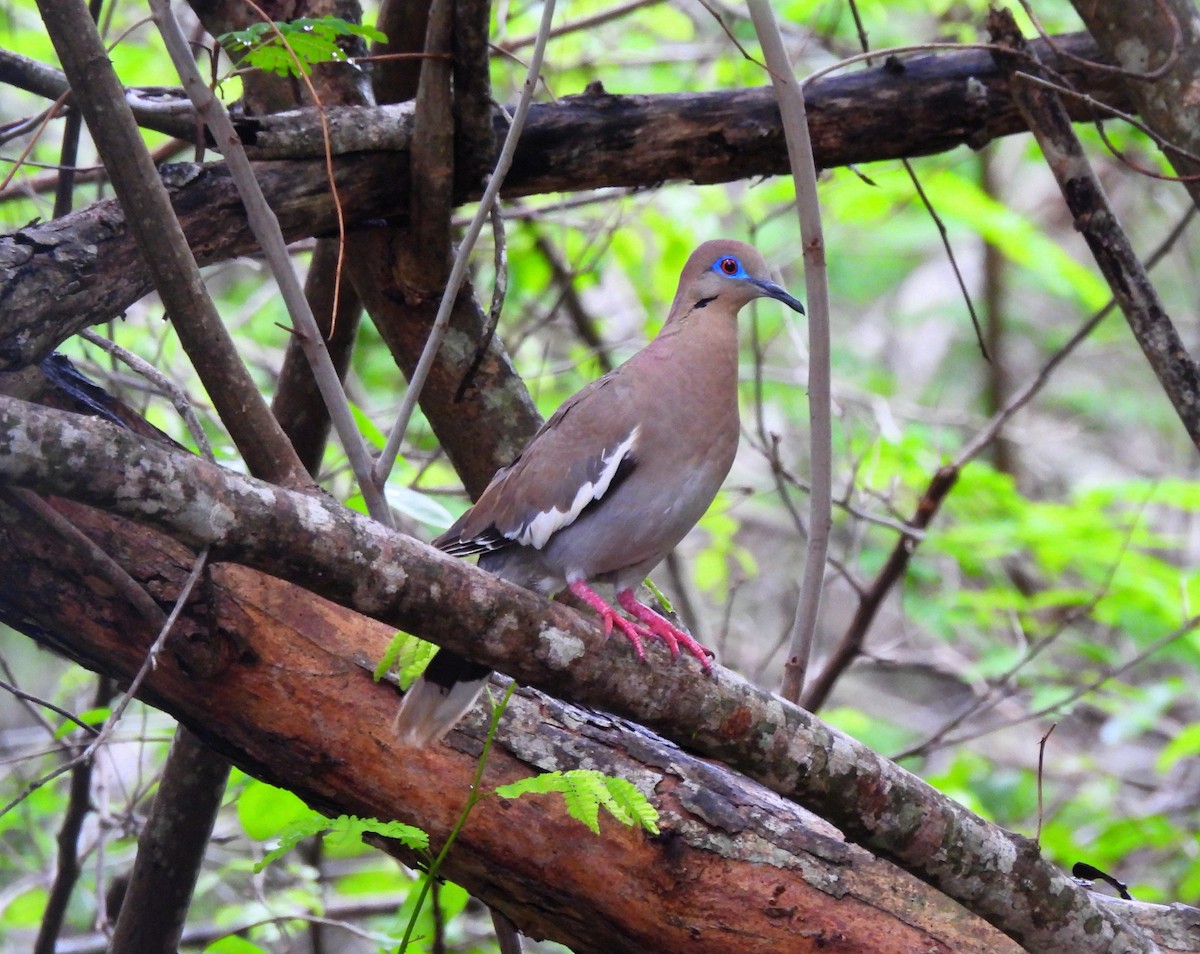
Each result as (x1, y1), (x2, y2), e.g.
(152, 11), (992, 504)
(617, 590), (714, 673)
(568, 581), (647, 661)
(568, 581), (714, 672)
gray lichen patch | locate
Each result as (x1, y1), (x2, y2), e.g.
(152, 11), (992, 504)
(541, 625), (587, 667)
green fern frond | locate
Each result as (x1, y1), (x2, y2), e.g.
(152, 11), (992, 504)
(495, 769), (660, 835)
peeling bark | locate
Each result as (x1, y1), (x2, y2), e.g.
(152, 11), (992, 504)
(0, 396), (1182, 954)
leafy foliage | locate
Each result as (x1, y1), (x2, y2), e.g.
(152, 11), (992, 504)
(374, 630), (438, 689)
(495, 770), (661, 836)
(253, 811), (428, 872)
(219, 18), (385, 77)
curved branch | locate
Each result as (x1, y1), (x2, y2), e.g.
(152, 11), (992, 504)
(0, 396), (1164, 954)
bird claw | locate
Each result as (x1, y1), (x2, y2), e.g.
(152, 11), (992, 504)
(607, 613), (648, 662)
(617, 591), (713, 673)
(569, 580), (644, 660)
(568, 581), (713, 671)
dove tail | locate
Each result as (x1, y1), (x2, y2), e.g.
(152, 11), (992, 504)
(393, 651), (491, 747)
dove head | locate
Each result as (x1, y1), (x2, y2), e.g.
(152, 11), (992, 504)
(668, 239), (805, 320)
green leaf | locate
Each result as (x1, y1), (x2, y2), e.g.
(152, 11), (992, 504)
(237, 779), (313, 840)
(218, 17), (387, 78)
(600, 775), (660, 833)
(204, 938), (270, 954)
(1, 886), (47, 928)
(54, 705), (110, 739)
(374, 630), (438, 688)
(495, 769), (660, 835)
(1157, 723), (1200, 773)
(256, 814), (428, 872)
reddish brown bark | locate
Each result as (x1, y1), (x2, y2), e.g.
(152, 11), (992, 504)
(0, 490), (1026, 954)
(0, 396), (1179, 954)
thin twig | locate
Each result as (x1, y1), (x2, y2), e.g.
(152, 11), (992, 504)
(498, 0), (662, 52)
(0, 672), (98, 738)
(0, 92), (69, 189)
(5, 488), (166, 624)
(36, 0), (307, 486)
(844, 0), (987, 360)
(990, 9), (1200, 450)
(954, 206), (1195, 468)
(33, 675), (114, 954)
(147, 0), (384, 512)
(0, 547), (209, 820)
(921, 615), (1200, 752)
(80, 330), (214, 462)
(239, 0), (355, 332)
(746, 0), (832, 703)
(1017, 0), (1181, 82)
(803, 206), (1196, 713)
(896, 508), (1146, 761)
(454, 201), (510, 400)
(1012, 72), (1200, 178)
(1035, 722), (1056, 846)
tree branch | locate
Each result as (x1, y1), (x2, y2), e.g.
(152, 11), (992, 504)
(32, 0), (309, 488)
(989, 9), (1200, 451)
(0, 486), (1034, 954)
(0, 32), (1133, 372)
(0, 396), (1169, 954)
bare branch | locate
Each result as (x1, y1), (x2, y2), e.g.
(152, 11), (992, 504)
(146, 0), (383, 510)
(33, 0), (309, 487)
(0, 397), (1162, 954)
(373, 0), (557, 486)
(989, 9), (1200, 451)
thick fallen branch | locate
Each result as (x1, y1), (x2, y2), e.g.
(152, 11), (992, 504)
(0, 395), (1175, 954)
(0, 32), (1132, 369)
(0, 490), (1025, 954)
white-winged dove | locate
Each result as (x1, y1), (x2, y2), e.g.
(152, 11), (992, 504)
(394, 239), (805, 745)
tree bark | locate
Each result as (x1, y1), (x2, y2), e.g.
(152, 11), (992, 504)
(0, 32), (1132, 370)
(7, 473), (1195, 954)
(0, 395), (1185, 954)
(1069, 0), (1200, 199)
(988, 10), (1200, 449)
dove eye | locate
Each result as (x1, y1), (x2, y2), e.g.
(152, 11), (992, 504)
(719, 257), (740, 275)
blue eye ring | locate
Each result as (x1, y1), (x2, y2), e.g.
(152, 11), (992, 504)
(713, 256), (745, 278)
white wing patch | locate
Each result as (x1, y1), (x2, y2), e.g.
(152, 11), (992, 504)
(516, 426), (639, 550)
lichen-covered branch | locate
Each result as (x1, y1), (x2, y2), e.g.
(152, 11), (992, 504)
(0, 396), (1167, 954)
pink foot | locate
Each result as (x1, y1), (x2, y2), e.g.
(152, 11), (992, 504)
(617, 590), (714, 673)
(568, 581), (647, 661)
(566, 581), (713, 672)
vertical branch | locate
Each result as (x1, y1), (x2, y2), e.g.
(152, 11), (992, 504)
(148, 0), (388, 514)
(34, 0), (309, 489)
(746, 1), (833, 703)
(801, 467), (957, 712)
(989, 8), (1200, 450)
(373, 0), (559, 485)
(33, 675), (114, 954)
(272, 240), (364, 475)
(107, 727), (231, 954)
(979, 146), (1016, 476)
(1068, 1), (1198, 190)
